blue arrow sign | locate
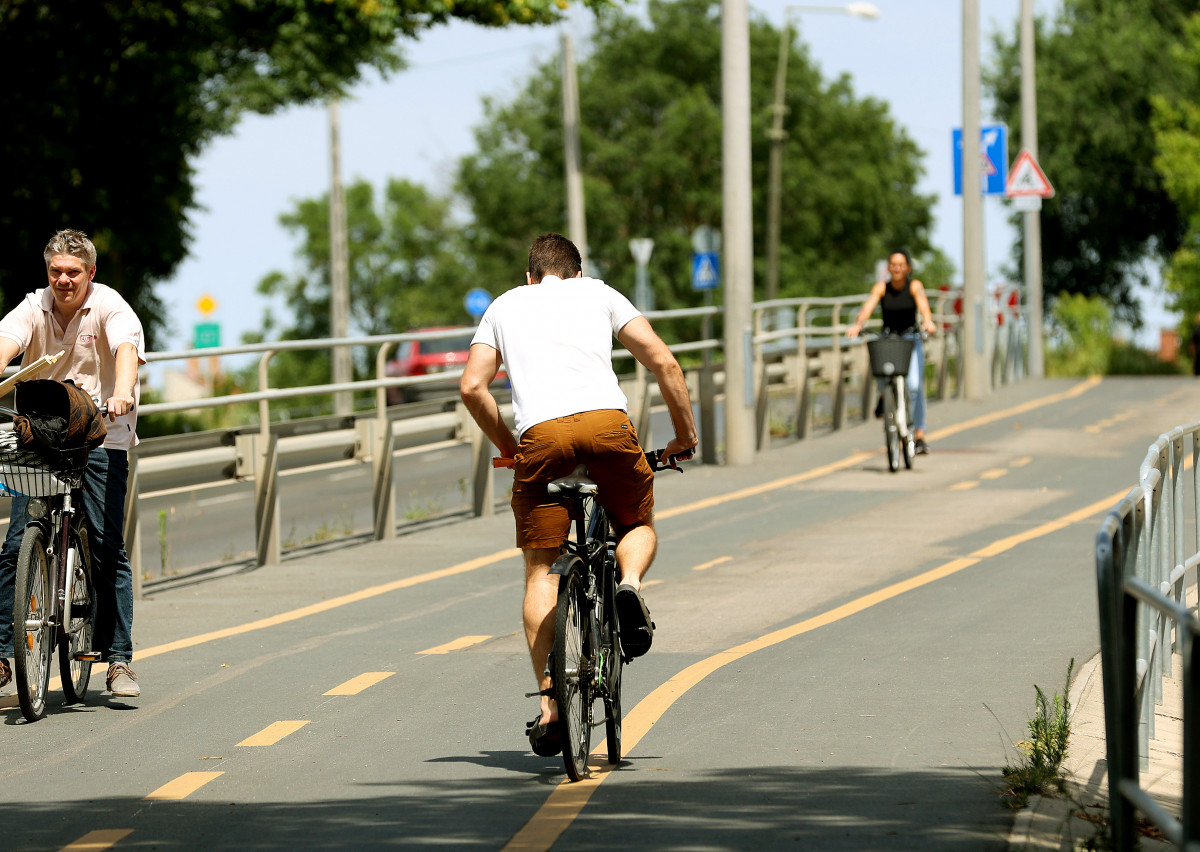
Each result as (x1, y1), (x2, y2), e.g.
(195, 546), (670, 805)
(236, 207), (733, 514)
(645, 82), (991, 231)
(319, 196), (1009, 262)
(692, 252), (720, 291)
(953, 124), (1009, 196)
(464, 287), (492, 318)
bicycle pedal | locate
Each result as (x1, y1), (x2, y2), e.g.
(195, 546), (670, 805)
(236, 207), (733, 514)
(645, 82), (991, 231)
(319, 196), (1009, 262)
(72, 651), (101, 662)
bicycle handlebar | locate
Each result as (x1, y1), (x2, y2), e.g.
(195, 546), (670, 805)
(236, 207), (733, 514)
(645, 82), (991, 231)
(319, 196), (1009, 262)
(491, 447), (694, 472)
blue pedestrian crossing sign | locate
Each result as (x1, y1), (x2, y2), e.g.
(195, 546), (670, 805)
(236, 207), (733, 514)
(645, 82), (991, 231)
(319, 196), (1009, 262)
(692, 252), (720, 291)
(464, 288), (492, 318)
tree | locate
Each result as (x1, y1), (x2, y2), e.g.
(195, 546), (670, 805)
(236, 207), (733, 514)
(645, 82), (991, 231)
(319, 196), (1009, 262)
(250, 177), (474, 400)
(0, 0), (613, 347)
(456, 0), (936, 319)
(987, 0), (1200, 326)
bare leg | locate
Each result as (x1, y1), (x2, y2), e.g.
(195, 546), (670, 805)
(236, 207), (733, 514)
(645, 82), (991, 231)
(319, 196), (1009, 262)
(614, 517), (657, 589)
(523, 547), (560, 725)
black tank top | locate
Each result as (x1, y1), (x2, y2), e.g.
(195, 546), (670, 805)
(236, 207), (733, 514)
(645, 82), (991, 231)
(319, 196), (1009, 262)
(880, 281), (916, 333)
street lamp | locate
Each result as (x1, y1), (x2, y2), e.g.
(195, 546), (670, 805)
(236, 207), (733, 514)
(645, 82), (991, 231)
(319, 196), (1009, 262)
(765, 3), (879, 302)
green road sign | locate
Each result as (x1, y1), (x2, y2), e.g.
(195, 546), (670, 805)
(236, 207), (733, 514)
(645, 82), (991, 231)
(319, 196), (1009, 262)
(194, 322), (220, 349)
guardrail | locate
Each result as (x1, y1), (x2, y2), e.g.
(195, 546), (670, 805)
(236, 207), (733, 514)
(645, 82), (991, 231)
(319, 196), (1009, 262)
(1095, 423), (1200, 851)
(0, 286), (1025, 589)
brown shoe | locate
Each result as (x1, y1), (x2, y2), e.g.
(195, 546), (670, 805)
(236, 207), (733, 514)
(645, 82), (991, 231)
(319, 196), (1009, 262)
(106, 662), (140, 698)
(0, 658), (10, 690)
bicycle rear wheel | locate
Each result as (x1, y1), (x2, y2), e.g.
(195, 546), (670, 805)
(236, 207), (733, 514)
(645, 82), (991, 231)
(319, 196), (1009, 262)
(13, 525), (52, 722)
(60, 526), (95, 704)
(554, 561), (593, 781)
(883, 385), (900, 473)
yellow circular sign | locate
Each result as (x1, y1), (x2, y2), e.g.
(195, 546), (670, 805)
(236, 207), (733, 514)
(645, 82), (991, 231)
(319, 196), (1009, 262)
(196, 294), (217, 316)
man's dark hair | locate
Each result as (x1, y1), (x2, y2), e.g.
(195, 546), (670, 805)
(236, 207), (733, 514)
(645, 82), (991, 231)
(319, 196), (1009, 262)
(527, 233), (582, 282)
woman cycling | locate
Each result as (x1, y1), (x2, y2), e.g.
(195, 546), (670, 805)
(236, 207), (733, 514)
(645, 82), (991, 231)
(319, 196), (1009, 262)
(846, 250), (938, 454)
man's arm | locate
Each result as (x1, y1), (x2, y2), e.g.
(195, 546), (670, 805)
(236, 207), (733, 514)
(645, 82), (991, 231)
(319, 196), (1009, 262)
(617, 317), (698, 458)
(0, 337), (21, 373)
(105, 342), (138, 420)
(460, 342), (519, 458)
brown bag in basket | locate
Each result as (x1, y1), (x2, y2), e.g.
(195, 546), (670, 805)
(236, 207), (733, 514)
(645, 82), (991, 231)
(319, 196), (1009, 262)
(13, 379), (107, 468)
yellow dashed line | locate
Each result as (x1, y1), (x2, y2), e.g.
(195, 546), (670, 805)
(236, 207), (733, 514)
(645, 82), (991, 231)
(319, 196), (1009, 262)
(418, 636), (491, 655)
(692, 556), (732, 571)
(979, 469), (1008, 480)
(950, 481), (979, 491)
(59, 829), (134, 852)
(145, 772), (223, 801)
(236, 720), (309, 747)
(1011, 457), (1033, 468)
(325, 672), (396, 695)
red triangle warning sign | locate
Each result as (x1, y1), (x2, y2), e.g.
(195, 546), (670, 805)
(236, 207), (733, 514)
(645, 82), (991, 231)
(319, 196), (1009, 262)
(1006, 149), (1055, 198)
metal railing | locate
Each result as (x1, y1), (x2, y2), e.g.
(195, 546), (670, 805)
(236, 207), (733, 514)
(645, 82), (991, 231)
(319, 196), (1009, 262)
(0, 287), (1027, 586)
(1095, 422), (1200, 851)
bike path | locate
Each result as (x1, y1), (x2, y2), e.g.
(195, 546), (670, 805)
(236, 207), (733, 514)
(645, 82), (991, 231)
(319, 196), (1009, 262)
(1, 376), (1195, 851)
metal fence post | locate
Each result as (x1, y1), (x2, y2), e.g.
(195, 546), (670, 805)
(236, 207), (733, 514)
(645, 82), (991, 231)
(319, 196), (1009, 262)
(254, 433), (280, 566)
(368, 417), (395, 539)
(466, 407), (494, 518)
(699, 365), (717, 465)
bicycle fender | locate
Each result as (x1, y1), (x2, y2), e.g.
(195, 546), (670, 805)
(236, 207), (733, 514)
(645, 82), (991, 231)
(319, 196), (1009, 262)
(549, 554), (581, 576)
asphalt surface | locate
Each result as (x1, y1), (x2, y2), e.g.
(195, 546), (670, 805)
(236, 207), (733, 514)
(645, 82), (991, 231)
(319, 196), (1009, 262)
(1, 375), (1196, 851)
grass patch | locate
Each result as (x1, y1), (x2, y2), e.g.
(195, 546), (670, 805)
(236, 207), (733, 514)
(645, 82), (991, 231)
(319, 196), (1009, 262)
(1001, 658), (1074, 808)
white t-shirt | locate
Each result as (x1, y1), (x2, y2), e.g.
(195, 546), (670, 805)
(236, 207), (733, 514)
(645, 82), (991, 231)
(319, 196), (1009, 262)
(472, 275), (642, 436)
(0, 282), (146, 450)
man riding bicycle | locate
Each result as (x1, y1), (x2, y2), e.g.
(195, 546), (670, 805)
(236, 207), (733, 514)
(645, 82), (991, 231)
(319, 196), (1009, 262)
(459, 233), (697, 756)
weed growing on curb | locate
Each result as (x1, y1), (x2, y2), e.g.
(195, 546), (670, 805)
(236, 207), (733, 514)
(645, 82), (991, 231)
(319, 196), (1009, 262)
(1001, 657), (1075, 808)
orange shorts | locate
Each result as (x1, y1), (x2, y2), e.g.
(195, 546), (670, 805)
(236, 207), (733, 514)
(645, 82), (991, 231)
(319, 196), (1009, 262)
(511, 410), (654, 549)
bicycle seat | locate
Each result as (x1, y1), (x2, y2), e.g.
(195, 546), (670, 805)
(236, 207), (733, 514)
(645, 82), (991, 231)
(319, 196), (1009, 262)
(547, 464), (598, 496)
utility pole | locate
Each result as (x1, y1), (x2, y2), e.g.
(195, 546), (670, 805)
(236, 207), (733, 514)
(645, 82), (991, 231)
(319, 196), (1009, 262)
(722, 0), (755, 465)
(765, 18), (792, 304)
(1020, 0), (1044, 377)
(961, 0), (988, 400)
(561, 31), (589, 271)
(328, 99), (352, 415)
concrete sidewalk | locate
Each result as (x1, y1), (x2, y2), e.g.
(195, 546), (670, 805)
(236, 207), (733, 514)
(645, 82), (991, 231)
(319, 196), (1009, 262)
(1009, 649), (1187, 851)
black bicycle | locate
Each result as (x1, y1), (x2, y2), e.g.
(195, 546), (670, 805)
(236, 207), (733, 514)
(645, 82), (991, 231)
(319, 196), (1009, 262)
(503, 448), (687, 781)
(2, 406), (100, 722)
(866, 330), (918, 473)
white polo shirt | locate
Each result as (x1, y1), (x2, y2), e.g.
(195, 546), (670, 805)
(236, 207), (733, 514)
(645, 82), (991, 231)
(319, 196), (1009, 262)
(0, 282), (146, 450)
(472, 276), (642, 437)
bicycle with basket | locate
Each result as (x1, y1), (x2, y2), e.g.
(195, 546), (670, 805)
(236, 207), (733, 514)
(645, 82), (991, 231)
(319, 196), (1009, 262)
(0, 353), (106, 722)
(866, 329), (918, 473)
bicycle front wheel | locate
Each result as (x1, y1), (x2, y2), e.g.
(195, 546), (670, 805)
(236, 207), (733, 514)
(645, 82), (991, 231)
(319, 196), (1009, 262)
(60, 526), (95, 704)
(14, 525), (52, 722)
(554, 561), (593, 781)
(902, 384), (915, 470)
(883, 385), (900, 473)
(602, 553), (623, 765)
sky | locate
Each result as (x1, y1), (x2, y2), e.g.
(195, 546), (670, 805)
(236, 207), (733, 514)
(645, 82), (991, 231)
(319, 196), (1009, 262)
(157, 0), (1167, 365)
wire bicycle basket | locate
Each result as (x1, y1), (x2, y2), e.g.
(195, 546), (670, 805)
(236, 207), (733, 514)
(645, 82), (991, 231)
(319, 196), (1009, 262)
(867, 336), (915, 378)
(0, 445), (83, 497)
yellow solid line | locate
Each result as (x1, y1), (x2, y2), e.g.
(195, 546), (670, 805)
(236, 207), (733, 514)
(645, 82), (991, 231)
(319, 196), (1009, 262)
(59, 829), (134, 852)
(979, 469), (1009, 480)
(949, 481), (979, 491)
(692, 556), (732, 571)
(417, 635), (492, 655)
(925, 375), (1101, 443)
(325, 671), (395, 695)
(144, 771), (224, 801)
(505, 483), (1127, 852)
(236, 720), (309, 747)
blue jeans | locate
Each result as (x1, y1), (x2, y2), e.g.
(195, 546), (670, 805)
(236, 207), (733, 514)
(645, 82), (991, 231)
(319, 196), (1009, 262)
(0, 448), (134, 663)
(875, 334), (927, 433)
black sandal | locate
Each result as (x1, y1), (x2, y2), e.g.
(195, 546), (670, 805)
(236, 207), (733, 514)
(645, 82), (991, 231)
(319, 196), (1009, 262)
(616, 584), (655, 658)
(526, 714), (563, 757)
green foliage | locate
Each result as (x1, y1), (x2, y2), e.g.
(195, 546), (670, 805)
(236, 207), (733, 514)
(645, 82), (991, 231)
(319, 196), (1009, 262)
(456, 0), (935, 318)
(1001, 659), (1074, 809)
(987, 0), (1199, 326)
(0, 0), (614, 347)
(251, 177), (472, 415)
(1046, 293), (1183, 375)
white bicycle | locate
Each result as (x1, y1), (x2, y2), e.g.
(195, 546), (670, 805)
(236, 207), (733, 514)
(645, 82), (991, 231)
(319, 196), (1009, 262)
(866, 331), (918, 473)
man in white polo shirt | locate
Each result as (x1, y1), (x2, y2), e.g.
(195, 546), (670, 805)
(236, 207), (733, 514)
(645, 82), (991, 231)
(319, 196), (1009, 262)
(0, 229), (145, 698)
(460, 232), (697, 756)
